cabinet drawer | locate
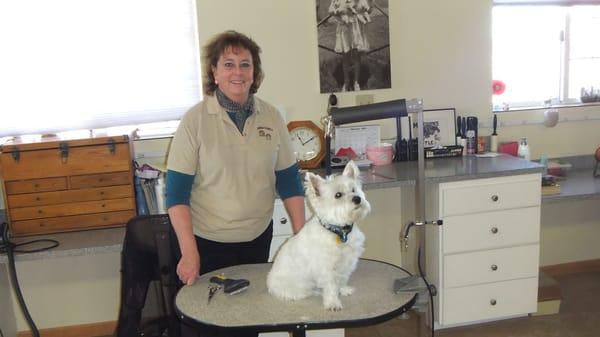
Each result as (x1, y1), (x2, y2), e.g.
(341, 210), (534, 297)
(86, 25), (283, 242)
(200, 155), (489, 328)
(0, 143), (131, 180)
(10, 198), (135, 220)
(7, 185), (133, 208)
(444, 244), (539, 288)
(70, 171), (131, 189)
(441, 174), (540, 216)
(442, 277), (537, 325)
(10, 210), (134, 236)
(5, 177), (67, 195)
(443, 206), (540, 253)
(273, 200), (293, 236)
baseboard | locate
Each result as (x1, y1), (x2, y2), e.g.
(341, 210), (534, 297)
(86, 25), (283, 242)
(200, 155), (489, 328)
(541, 258), (600, 277)
(17, 320), (116, 337)
(532, 299), (561, 317)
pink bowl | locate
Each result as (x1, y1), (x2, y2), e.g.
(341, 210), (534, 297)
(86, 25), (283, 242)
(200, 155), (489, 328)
(367, 143), (393, 166)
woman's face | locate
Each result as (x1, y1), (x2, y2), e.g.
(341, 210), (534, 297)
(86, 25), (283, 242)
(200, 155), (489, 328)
(212, 46), (254, 104)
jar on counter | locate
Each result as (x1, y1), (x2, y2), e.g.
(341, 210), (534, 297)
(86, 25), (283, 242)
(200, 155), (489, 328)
(518, 137), (530, 161)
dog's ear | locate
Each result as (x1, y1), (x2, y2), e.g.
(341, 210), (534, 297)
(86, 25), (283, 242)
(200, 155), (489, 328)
(305, 172), (325, 197)
(342, 160), (360, 180)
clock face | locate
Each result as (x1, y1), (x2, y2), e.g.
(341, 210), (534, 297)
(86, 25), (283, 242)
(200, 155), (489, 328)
(290, 127), (322, 161)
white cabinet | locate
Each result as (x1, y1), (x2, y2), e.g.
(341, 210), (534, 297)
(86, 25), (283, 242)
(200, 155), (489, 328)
(426, 173), (541, 328)
(262, 200), (343, 337)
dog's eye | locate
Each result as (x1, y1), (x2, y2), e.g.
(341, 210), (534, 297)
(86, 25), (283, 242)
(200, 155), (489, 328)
(335, 192), (343, 198)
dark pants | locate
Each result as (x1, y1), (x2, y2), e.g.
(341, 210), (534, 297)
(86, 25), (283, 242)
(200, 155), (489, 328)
(179, 221), (273, 337)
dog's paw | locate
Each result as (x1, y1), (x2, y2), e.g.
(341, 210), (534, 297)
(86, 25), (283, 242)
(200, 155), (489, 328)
(340, 286), (355, 296)
(324, 298), (343, 311)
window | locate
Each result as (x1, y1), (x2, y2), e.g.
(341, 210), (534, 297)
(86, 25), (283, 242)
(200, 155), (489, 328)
(492, 3), (600, 111)
(0, 0), (201, 138)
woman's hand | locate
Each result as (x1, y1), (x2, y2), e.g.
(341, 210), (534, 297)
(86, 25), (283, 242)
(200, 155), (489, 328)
(177, 249), (200, 285)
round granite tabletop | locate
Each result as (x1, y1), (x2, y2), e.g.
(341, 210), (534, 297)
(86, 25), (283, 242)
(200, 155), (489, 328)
(176, 259), (417, 333)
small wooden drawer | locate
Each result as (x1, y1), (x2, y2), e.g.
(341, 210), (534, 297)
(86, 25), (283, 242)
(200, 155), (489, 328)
(5, 177), (68, 195)
(7, 185), (133, 208)
(443, 244), (539, 288)
(443, 206), (540, 254)
(10, 210), (135, 236)
(441, 174), (541, 216)
(10, 198), (135, 221)
(442, 277), (538, 325)
(70, 171), (131, 189)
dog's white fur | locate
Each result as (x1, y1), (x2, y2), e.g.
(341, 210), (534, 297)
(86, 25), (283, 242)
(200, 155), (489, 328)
(267, 161), (371, 311)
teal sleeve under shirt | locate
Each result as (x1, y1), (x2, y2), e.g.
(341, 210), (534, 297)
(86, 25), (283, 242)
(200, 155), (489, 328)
(275, 163), (304, 199)
(166, 163), (303, 209)
(166, 169), (195, 208)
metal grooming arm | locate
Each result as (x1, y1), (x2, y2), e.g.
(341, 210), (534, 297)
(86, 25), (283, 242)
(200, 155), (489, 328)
(323, 99), (423, 175)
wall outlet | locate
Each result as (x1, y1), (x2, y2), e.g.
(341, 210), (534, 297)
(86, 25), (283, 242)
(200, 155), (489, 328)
(356, 94), (374, 106)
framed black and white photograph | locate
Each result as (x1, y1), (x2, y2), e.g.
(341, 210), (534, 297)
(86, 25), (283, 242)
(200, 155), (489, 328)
(410, 108), (457, 148)
(315, 0), (391, 93)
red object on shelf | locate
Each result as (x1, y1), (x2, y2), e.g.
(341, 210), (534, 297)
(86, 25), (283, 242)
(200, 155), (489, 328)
(492, 80), (506, 95)
(498, 141), (518, 157)
(336, 147), (358, 159)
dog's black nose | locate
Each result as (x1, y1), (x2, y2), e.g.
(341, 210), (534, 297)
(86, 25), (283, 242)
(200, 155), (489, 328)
(352, 196), (361, 205)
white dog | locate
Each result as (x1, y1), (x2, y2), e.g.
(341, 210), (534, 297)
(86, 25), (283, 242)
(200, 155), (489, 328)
(267, 161), (371, 311)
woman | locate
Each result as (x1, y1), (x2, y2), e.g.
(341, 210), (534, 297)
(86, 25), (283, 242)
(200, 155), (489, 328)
(166, 30), (305, 331)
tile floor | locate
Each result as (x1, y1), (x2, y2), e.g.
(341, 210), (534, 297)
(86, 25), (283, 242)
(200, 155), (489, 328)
(346, 271), (600, 337)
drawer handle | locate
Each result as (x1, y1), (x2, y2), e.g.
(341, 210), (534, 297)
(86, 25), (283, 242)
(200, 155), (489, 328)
(491, 195), (499, 202)
(491, 227), (498, 234)
(490, 299), (497, 306)
(36, 197), (41, 201)
(279, 217), (288, 225)
(34, 183), (40, 188)
(37, 210), (43, 214)
(491, 264), (498, 271)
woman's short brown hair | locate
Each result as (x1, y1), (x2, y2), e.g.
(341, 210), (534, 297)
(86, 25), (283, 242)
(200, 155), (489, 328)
(202, 30), (263, 96)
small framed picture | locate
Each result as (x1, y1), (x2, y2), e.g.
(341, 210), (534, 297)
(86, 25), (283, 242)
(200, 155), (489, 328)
(409, 108), (457, 148)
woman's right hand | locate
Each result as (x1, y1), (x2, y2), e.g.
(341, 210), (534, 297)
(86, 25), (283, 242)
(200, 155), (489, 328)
(177, 250), (200, 285)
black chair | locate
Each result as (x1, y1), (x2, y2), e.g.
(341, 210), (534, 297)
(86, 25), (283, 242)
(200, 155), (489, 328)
(116, 214), (181, 337)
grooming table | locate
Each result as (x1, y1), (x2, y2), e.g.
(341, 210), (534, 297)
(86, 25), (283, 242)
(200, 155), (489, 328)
(175, 259), (417, 337)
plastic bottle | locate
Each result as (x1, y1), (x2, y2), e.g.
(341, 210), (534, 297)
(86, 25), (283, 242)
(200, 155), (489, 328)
(518, 138), (530, 161)
(155, 174), (167, 214)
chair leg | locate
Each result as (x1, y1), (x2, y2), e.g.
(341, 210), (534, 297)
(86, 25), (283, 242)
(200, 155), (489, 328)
(156, 231), (181, 337)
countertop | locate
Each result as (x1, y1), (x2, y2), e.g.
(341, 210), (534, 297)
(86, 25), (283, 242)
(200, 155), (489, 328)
(0, 154), (553, 263)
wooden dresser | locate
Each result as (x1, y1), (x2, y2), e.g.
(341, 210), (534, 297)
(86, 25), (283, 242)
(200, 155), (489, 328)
(0, 135), (136, 236)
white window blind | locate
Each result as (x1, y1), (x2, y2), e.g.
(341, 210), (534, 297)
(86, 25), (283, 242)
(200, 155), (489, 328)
(0, 0), (201, 138)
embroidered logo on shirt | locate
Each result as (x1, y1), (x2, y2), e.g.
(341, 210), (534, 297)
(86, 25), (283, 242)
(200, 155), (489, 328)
(257, 126), (273, 140)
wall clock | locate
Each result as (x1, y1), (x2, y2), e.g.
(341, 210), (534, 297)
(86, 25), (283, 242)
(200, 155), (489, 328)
(287, 120), (326, 169)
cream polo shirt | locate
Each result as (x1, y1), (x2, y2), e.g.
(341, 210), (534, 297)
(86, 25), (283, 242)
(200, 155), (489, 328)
(167, 94), (296, 242)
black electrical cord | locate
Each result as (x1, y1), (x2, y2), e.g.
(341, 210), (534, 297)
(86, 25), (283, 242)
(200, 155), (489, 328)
(5, 240), (41, 337)
(417, 246), (435, 337)
(1, 222), (60, 337)
(0, 327), (4, 337)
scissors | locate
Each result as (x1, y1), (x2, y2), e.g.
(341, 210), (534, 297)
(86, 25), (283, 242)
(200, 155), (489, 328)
(207, 284), (221, 304)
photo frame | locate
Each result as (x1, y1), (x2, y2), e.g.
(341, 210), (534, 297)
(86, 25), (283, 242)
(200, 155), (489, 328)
(409, 108), (457, 148)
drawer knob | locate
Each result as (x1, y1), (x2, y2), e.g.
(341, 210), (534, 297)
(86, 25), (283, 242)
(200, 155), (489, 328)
(491, 227), (498, 234)
(491, 264), (498, 271)
(490, 299), (497, 306)
(279, 217), (288, 224)
(491, 195), (499, 202)
(34, 183), (39, 188)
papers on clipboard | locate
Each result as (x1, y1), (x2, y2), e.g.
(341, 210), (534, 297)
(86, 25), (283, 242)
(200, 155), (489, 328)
(334, 125), (380, 161)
